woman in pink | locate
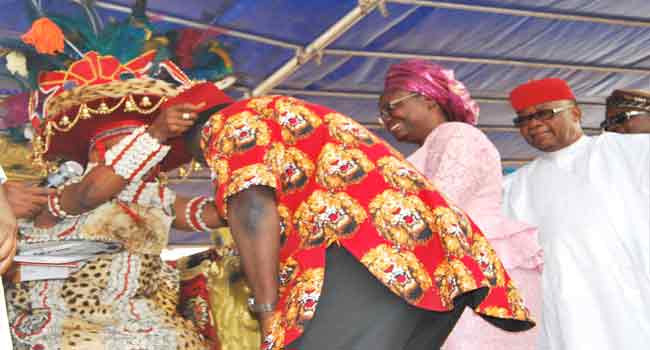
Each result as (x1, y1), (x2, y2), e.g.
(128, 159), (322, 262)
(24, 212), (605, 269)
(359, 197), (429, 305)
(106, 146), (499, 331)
(381, 59), (543, 349)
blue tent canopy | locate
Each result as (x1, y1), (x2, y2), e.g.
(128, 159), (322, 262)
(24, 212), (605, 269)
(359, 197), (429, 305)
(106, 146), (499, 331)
(2, 0), (649, 243)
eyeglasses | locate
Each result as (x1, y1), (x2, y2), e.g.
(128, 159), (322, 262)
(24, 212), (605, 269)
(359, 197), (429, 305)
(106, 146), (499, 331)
(600, 110), (650, 130)
(378, 92), (420, 123)
(513, 105), (574, 127)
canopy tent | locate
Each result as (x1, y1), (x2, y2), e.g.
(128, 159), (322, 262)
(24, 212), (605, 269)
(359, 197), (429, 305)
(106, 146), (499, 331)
(1, 0), (649, 244)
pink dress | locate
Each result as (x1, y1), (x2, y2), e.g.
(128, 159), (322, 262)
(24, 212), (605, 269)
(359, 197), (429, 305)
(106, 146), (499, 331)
(408, 122), (542, 349)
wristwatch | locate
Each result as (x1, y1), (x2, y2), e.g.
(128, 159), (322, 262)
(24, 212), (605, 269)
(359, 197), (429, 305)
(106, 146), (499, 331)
(247, 297), (276, 313)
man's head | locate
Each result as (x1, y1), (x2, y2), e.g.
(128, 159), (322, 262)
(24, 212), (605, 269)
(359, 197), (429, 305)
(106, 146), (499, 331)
(378, 90), (444, 144)
(509, 78), (583, 152)
(184, 103), (231, 165)
(159, 82), (234, 165)
(603, 89), (650, 134)
(380, 59), (479, 145)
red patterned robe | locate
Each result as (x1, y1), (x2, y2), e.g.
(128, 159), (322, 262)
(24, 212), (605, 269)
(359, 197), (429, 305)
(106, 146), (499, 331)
(201, 96), (534, 349)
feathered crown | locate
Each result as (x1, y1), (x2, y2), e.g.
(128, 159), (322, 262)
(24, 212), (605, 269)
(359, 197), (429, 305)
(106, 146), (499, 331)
(3, 0), (234, 89)
(0, 0), (235, 174)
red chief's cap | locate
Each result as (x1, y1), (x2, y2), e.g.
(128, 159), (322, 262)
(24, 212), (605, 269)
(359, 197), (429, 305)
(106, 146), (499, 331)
(509, 78), (575, 112)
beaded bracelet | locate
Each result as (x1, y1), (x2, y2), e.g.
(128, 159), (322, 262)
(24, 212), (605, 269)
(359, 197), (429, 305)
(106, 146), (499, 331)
(47, 186), (80, 219)
(104, 126), (170, 183)
(185, 196), (214, 232)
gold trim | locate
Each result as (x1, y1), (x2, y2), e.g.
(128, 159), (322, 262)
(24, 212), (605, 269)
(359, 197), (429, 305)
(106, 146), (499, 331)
(31, 79), (181, 174)
(45, 78), (178, 117)
(178, 159), (204, 179)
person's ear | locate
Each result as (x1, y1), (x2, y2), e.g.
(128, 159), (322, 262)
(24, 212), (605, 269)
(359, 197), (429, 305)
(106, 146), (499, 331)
(424, 97), (449, 121)
(571, 105), (582, 123)
(422, 96), (437, 111)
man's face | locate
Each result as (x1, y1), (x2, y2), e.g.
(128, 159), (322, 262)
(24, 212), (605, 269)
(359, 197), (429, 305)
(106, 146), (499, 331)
(516, 100), (583, 152)
(604, 107), (650, 134)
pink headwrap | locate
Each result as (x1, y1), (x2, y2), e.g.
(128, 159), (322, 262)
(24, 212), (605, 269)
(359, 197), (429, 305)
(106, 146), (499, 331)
(383, 59), (479, 125)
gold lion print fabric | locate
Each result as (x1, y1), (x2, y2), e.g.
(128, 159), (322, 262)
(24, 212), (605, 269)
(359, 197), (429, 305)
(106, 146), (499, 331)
(201, 96), (534, 349)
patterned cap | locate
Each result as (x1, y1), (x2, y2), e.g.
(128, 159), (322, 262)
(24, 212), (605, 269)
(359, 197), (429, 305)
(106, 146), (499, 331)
(606, 89), (650, 112)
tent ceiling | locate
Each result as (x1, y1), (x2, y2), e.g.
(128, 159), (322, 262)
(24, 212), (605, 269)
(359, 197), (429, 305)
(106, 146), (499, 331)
(3, 0), (643, 157)
(2, 0), (649, 243)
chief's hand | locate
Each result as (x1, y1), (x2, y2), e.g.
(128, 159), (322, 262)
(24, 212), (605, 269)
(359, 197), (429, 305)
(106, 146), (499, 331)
(147, 103), (205, 142)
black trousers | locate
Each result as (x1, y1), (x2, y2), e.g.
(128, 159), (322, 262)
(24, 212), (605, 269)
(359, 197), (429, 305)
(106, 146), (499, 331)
(288, 246), (485, 350)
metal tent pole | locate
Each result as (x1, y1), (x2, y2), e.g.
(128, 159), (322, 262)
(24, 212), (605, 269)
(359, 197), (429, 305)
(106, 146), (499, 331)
(269, 88), (606, 106)
(252, 1), (385, 96)
(388, 0), (650, 27)
(323, 49), (650, 75)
